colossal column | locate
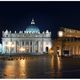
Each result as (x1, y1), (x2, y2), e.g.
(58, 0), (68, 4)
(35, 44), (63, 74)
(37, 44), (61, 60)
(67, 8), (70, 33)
(14, 41), (16, 53)
(32, 41), (34, 53)
(19, 41), (21, 53)
(38, 41), (40, 53)
(29, 41), (30, 53)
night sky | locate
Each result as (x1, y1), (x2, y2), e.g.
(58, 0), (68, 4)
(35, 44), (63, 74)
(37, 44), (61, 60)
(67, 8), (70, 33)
(0, 1), (80, 42)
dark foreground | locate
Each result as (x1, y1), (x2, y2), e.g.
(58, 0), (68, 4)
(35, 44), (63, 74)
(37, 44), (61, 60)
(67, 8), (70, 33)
(0, 55), (80, 78)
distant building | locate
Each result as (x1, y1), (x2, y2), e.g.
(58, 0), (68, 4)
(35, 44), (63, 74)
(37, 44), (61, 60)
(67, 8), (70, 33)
(53, 27), (80, 56)
(2, 19), (52, 55)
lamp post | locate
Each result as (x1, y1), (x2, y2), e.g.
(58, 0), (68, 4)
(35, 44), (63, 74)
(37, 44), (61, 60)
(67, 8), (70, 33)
(58, 31), (64, 56)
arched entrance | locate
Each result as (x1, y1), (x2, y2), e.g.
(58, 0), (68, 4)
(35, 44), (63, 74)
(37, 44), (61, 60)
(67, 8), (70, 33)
(46, 47), (49, 53)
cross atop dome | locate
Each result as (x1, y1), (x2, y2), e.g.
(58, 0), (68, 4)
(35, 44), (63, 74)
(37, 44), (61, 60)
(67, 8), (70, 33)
(31, 18), (35, 25)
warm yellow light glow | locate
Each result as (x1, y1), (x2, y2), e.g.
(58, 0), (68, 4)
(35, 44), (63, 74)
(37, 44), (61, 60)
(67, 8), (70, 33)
(58, 31), (63, 37)
(49, 48), (54, 54)
(6, 41), (12, 47)
(8, 42), (12, 45)
(3, 61), (16, 78)
(19, 47), (25, 52)
(11, 44), (15, 47)
(6, 41), (15, 48)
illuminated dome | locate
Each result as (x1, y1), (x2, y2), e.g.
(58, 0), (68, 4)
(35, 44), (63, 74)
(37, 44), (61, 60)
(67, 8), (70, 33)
(25, 19), (40, 33)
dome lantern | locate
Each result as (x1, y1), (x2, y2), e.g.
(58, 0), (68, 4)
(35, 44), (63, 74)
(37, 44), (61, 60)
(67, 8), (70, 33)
(31, 18), (35, 25)
(25, 18), (40, 33)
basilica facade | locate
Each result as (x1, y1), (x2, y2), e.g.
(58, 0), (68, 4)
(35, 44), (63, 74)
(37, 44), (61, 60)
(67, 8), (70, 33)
(2, 19), (52, 55)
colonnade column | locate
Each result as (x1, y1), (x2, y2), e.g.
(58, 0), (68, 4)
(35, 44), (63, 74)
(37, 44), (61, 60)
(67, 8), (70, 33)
(69, 46), (72, 55)
(38, 41), (40, 53)
(73, 46), (75, 56)
(72, 46), (79, 56)
(75, 46), (77, 56)
(74, 46), (76, 56)
(78, 46), (79, 55)
(76, 46), (78, 55)
(79, 47), (80, 55)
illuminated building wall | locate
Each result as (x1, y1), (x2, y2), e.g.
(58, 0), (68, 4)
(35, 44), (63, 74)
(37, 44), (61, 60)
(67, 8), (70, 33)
(53, 27), (80, 56)
(2, 19), (52, 54)
(0, 44), (2, 53)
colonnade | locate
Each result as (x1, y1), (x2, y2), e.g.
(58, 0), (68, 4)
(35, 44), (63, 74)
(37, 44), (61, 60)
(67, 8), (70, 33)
(63, 45), (80, 56)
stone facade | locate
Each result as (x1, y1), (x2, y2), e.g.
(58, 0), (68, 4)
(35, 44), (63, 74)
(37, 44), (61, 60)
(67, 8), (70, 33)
(2, 19), (52, 54)
(53, 27), (80, 56)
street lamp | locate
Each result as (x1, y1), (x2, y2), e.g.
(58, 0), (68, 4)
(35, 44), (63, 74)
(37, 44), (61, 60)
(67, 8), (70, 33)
(58, 31), (63, 37)
(58, 31), (64, 56)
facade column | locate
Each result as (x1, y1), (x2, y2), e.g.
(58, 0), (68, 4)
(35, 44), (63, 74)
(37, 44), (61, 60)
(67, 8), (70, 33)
(24, 41), (26, 53)
(41, 41), (43, 53)
(29, 41), (30, 53)
(32, 41), (34, 53)
(33, 41), (36, 53)
(2, 42), (5, 54)
(16, 41), (17, 53)
(42, 40), (43, 53)
(14, 41), (16, 53)
(43, 41), (45, 52)
(19, 41), (21, 53)
(38, 41), (39, 53)
(38, 41), (40, 53)
(21, 41), (22, 47)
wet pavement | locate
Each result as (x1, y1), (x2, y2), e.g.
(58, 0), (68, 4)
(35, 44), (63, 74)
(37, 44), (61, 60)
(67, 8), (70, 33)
(0, 55), (80, 78)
